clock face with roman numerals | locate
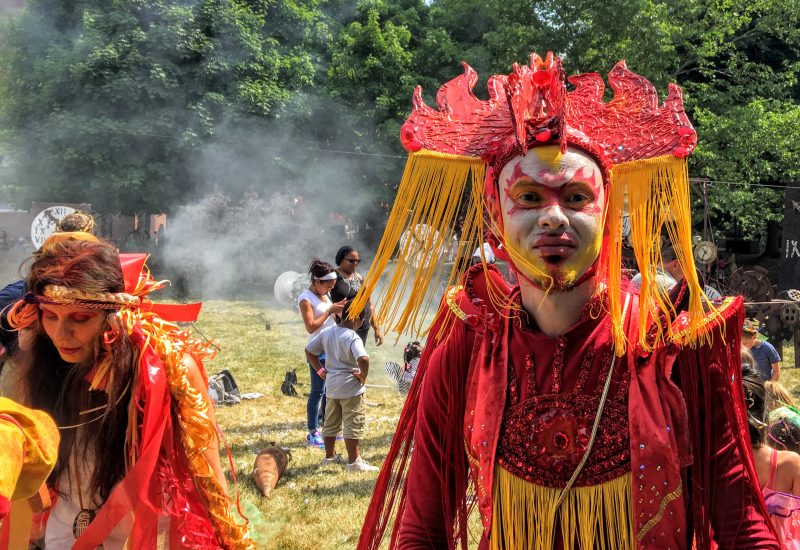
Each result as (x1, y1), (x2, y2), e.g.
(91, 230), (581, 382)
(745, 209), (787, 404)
(30, 206), (75, 249)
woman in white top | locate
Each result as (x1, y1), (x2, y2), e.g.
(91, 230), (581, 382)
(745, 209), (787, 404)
(297, 258), (345, 448)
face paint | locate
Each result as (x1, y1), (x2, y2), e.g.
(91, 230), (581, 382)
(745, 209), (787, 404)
(496, 146), (605, 290)
(40, 303), (106, 364)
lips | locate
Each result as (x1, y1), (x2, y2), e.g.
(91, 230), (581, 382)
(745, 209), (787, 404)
(533, 235), (577, 258)
(58, 347), (82, 356)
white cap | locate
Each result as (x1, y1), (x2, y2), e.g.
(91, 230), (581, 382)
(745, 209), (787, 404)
(472, 242), (496, 263)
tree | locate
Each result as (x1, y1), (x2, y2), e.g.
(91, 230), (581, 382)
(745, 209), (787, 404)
(468, 0), (800, 239)
(0, 0), (320, 214)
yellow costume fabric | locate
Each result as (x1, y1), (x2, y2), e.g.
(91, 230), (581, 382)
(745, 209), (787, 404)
(0, 397), (59, 504)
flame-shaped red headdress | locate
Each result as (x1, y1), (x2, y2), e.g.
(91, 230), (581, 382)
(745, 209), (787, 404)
(400, 52), (696, 171)
(352, 52), (711, 353)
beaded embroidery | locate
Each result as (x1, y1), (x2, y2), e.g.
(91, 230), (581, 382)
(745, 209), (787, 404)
(497, 323), (630, 488)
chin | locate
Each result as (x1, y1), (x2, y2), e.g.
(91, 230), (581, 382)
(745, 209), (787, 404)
(519, 259), (590, 291)
(58, 351), (89, 363)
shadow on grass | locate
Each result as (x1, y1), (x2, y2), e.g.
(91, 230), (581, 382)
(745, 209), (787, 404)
(306, 478), (378, 498)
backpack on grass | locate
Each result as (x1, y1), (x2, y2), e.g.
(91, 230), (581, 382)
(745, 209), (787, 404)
(208, 369), (241, 406)
(280, 369), (299, 397)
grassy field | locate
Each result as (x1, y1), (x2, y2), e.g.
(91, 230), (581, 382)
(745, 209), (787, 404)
(196, 300), (407, 550)
(198, 300), (800, 549)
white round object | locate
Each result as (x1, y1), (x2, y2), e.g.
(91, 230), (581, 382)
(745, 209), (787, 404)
(30, 205), (76, 249)
(694, 241), (717, 264)
(399, 223), (445, 270)
(274, 271), (300, 306)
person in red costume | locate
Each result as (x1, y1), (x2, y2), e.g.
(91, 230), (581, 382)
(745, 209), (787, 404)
(353, 53), (779, 549)
(3, 236), (253, 549)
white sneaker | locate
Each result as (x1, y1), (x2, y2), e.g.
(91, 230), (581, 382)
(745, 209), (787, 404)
(345, 456), (379, 472)
(320, 454), (345, 466)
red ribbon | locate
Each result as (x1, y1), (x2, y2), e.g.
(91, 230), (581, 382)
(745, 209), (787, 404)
(72, 327), (168, 549)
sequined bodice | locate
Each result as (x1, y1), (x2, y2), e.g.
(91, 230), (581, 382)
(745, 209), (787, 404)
(496, 337), (631, 488)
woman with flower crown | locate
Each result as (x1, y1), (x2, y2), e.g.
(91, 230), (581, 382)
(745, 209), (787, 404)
(3, 235), (253, 549)
(354, 53), (779, 549)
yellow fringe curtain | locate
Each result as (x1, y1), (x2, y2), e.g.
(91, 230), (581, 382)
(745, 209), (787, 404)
(606, 155), (714, 353)
(490, 467), (634, 550)
(349, 150), (487, 337)
(357, 150), (715, 350)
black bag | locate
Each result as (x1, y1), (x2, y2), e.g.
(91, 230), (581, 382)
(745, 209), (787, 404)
(280, 369), (298, 397)
(208, 369), (241, 406)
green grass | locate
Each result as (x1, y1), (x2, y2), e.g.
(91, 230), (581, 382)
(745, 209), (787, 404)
(774, 343), (800, 395)
(195, 300), (407, 550)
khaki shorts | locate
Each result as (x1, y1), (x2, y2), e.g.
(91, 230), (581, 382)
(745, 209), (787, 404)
(322, 394), (366, 440)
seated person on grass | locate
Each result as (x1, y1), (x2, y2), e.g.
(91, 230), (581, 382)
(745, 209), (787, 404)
(305, 301), (379, 472)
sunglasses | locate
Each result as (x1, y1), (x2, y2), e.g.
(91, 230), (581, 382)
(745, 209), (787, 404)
(344, 258), (361, 263)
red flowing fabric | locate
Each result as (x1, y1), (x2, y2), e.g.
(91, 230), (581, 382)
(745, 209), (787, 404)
(142, 302), (203, 323)
(72, 325), (222, 549)
(358, 264), (507, 550)
(119, 253), (202, 324)
(119, 254), (148, 292)
(672, 298), (778, 548)
(72, 327), (168, 549)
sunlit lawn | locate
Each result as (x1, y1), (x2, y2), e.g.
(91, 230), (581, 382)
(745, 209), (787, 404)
(195, 300), (407, 550)
(776, 344), (800, 395)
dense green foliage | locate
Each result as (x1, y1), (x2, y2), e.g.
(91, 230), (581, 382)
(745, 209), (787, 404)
(1, 0), (798, 239)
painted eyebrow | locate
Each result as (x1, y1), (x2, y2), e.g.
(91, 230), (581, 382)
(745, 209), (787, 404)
(507, 178), (595, 190)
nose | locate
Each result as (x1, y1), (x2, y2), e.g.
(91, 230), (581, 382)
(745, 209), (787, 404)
(538, 203), (569, 230)
(54, 319), (73, 342)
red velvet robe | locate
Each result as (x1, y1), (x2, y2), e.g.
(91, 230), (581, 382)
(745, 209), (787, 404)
(390, 266), (778, 549)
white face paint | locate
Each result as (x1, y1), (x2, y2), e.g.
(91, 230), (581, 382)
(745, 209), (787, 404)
(495, 146), (606, 289)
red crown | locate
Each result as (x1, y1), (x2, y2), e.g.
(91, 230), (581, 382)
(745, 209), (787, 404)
(399, 52), (697, 171)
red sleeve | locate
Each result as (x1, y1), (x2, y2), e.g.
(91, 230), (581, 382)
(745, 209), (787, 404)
(398, 323), (473, 549)
(674, 298), (779, 548)
(705, 360), (779, 548)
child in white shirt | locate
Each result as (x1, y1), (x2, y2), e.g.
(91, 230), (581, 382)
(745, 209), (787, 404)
(305, 301), (378, 472)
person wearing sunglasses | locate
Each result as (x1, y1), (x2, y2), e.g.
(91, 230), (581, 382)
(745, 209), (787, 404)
(331, 246), (383, 347)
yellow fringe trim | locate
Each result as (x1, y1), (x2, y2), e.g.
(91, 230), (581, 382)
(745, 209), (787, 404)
(350, 150), (488, 336)
(359, 151), (717, 353)
(490, 467), (634, 550)
(607, 155), (716, 353)
(118, 309), (255, 549)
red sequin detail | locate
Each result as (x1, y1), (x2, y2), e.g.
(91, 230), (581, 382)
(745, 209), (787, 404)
(400, 53), (697, 169)
(552, 337), (565, 393)
(498, 340), (630, 488)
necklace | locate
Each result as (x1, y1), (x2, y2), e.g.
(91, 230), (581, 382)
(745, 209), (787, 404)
(553, 292), (631, 510)
(58, 378), (132, 431)
(71, 450), (96, 539)
(341, 272), (361, 296)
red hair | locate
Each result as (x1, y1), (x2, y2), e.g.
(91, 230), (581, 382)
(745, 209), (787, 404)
(27, 239), (124, 296)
